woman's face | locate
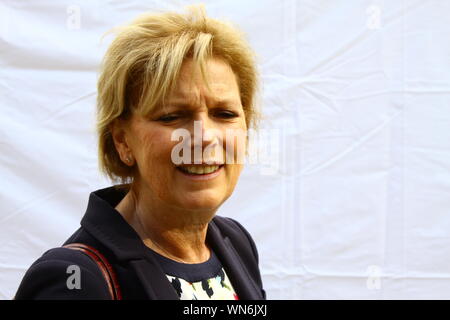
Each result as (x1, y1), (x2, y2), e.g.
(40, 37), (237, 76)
(122, 57), (247, 211)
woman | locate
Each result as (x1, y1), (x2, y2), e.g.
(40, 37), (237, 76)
(15, 6), (265, 300)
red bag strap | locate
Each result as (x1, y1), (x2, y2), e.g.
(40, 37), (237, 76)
(63, 243), (122, 300)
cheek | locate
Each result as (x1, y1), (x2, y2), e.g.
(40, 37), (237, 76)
(135, 130), (178, 198)
(223, 128), (247, 164)
(224, 164), (244, 198)
(136, 130), (174, 168)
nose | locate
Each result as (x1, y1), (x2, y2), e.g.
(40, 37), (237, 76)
(193, 115), (217, 147)
(191, 113), (222, 163)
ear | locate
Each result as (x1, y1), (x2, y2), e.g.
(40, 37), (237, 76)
(110, 119), (134, 165)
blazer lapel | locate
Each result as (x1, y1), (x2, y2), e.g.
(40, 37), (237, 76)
(129, 259), (179, 300)
(81, 188), (179, 300)
(207, 221), (262, 300)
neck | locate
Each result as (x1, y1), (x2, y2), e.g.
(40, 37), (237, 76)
(115, 183), (216, 264)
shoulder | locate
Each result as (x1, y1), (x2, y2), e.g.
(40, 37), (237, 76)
(15, 246), (111, 300)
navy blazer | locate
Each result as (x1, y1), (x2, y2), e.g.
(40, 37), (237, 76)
(15, 186), (266, 300)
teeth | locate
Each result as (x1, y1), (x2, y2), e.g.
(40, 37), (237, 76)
(180, 165), (220, 175)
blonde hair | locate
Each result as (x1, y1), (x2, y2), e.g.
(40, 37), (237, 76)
(96, 5), (260, 185)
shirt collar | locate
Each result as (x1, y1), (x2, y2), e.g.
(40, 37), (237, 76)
(80, 185), (148, 261)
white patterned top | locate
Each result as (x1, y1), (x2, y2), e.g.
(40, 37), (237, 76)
(149, 249), (239, 300)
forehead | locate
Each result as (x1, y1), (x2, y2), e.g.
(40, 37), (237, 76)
(167, 58), (241, 105)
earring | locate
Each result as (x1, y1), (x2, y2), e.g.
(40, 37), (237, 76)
(125, 155), (133, 165)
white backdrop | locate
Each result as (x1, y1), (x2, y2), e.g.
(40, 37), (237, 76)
(1, 0), (450, 300)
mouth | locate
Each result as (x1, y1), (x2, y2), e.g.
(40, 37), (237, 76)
(176, 164), (225, 176)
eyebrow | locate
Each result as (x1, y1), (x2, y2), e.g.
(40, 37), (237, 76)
(164, 98), (241, 109)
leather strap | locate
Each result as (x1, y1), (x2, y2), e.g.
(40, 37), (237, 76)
(63, 243), (122, 300)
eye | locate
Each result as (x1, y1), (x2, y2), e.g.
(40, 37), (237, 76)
(214, 110), (238, 119)
(157, 113), (182, 123)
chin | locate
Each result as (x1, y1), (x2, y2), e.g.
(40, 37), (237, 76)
(175, 192), (226, 211)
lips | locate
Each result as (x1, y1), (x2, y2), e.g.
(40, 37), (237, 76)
(176, 164), (224, 175)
